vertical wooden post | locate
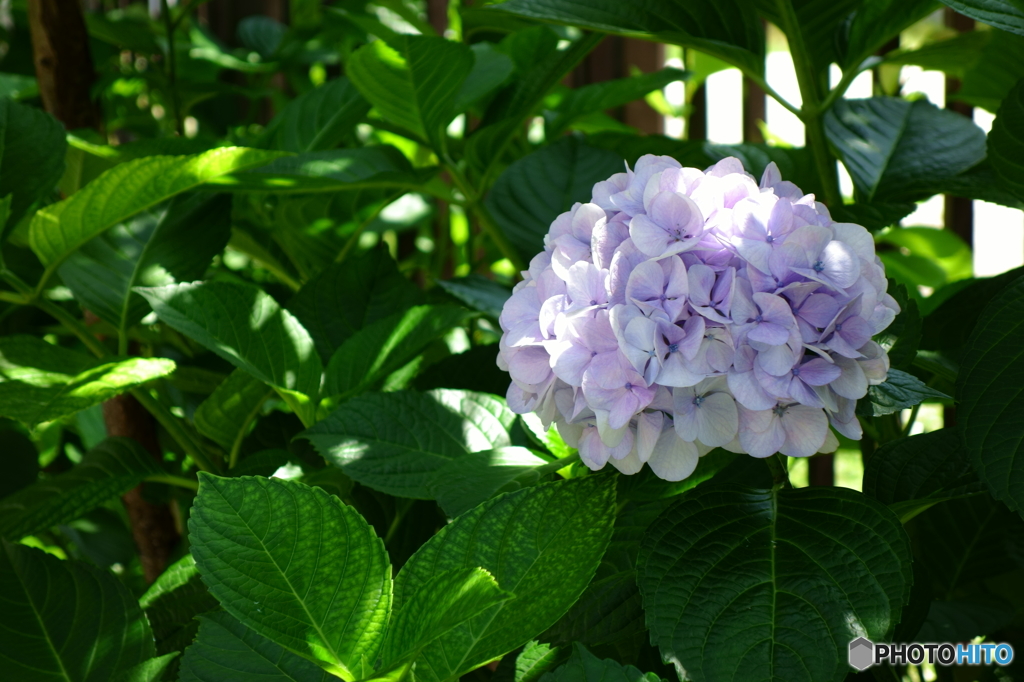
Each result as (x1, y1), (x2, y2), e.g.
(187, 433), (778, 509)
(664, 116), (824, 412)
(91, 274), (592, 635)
(743, 78), (765, 143)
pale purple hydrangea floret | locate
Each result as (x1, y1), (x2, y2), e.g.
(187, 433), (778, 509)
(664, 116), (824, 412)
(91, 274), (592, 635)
(496, 155), (895, 481)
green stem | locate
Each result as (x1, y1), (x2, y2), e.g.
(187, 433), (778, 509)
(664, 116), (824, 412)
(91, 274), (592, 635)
(743, 71), (802, 119)
(535, 451), (580, 477)
(130, 387), (221, 473)
(36, 298), (111, 359)
(160, 0), (184, 136)
(819, 61), (873, 113)
(384, 498), (414, 544)
(335, 191), (402, 264)
(765, 453), (792, 489)
(445, 162), (525, 272)
(775, 0), (842, 207)
(145, 474), (199, 491)
(901, 403), (920, 438)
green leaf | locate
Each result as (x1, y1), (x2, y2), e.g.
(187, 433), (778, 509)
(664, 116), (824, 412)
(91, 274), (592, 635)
(486, 137), (622, 261)
(486, 0), (765, 75)
(209, 147), (434, 194)
(876, 281), (922, 372)
(379, 567), (514, 671)
(456, 42), (515, 112)
(287, 247), (423, 362)
(858, 368), (951, 417)
(194, 369), (273, 454)
(189, 474), (392, 678)
(989, 77), (1024, 201)
(539, 643), (662, 682)
(920, 266), (1024, 356)
(139, 554), (220, 655)
(303, 389), (514, 499)
(824, 97), (986, 202)
(0, 425), (39, 499)
(842, 0), (939, 69)
(547, 68), (688, 137)
(0, 540), (156, 681)
(936, 160), (1024, 210)
(179, 611), (334, 682)
(828, 202), (915, 232)
(0, 438), (161, 540)
(136, 281), (323, 416)
(956, 31), (1024, 112)
(499, 641), (569, 682)
(938, 0), (1024, 37)
(878, 226), (972, 283)
(58, 193), (232, 332)
(958, 274), (1024, 515)
(392, 475), (617, 682)
(862, 428), (983, 522)
(428, 447), (551, 518)
(29, 147), (282, 271)
(638, 485), (913, 682)
(915, 598), (1016, 642)
(348, 35), (474, 151)
(0, 99), (66, 230)
(323, 304), (471, 398)
(0, 336), (175, 426)
(436, 275), (511, 320)
(114, 653), (179, 682)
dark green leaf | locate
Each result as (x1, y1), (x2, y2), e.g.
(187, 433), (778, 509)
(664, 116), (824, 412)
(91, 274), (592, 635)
(938, 0), (1024, 37)
(347, 35), (474, 151)
(179, 611), (333, 682)
(639, 485), (913, 682)
(0, 540), (155, 681)
(436, 275), (511, 319)
(486, 137), (622, 261)
(231, 449), (293, 478)
(262, 77), (370, 151)
(392, 475), (616, 682)
(304, 389), (514, 499)
(989, 77), (1024, 201)
(0, 99), (66, 230)
(428, 446), (550, 517)
(136, 281), (322, 420)
(859, 368), (950, 417)
(114, 653), (179, 682)
(585, 132), (711, 168)
(208, 147), (435, 193)
(882, 31), (990, 75)
(194, 369), (273, 454)
(139, 554), (219, 655)
(58, 193), (232, 331)
(842, 0), (940, 68)
(455, 42), (515, 112)
(539, 643), (662, 682)
(498, 641), (569, 682)
(547, 68), (688, 137)
(0, 336), (175, 426)
(323, 304), (472, 398)
(950, 31), (1024, 112)
(0, 426), (38, 499)
(189, 474), (391, 678)
(0, 438), (160, 540)
(29, 148), (282, 271)
(413, 344), (512, 397)
(915, 598), (1016, 642)
(828, 202), (915, 232)
(287, 247), (423, 362)
(958, 274), (1024, 515)
(379, 567), (514, 671)
(824, 97), (986, 202)
(874, 280), (921, 372)
(486, 0), (765, 75)
(936, 160), (1024, 209)
(237, 16), (285, 59)
(920, 266), (1024, 356)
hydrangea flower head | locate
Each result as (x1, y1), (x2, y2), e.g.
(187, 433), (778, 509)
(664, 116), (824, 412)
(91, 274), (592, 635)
(497, 155), (895, 481)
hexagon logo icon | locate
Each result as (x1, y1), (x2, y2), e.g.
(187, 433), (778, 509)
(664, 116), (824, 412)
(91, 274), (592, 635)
(848, 637), (874, 671)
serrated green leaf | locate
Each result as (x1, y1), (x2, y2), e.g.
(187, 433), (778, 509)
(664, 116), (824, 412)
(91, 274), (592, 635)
(0, 99), (66, 231)
(958, 274), (1024, 515)
(139, 554), (219, 655)
(323, 304), (471, 398)
(58, 193), (232, 332)
(0, 336), (175, 425)
(0, 437), (161, 540)
(287, 247), (423, 362)
(428, 447), (550, 518)
(824, 97), (986, 202)
(194, 368), (273, 454)
(348, 35), (473, 151)
(638, 485), (913, 682)
(938, 0), (1024, 37)
(486, 137), (622, 261)
(179, 611), (333, 682)
(392, 475), (616, 682)
(539, 642), (663, 682)
(436, 275), (510, 320)
(989, 77), (1024, 201)
(208, 147), (434, 193)
(861, 369), (951, 417)
(189, 474), (392, 678)
(303, 389), (515, 499)
(379, 567), (514, 671)
(136, 281), (322, 419)
(260, 78), (368, 151)
(486, 0), (765, 75)
(114, 653), (179, 682)
(0, 540), (156, 681)
(29, 147), (282, 270)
